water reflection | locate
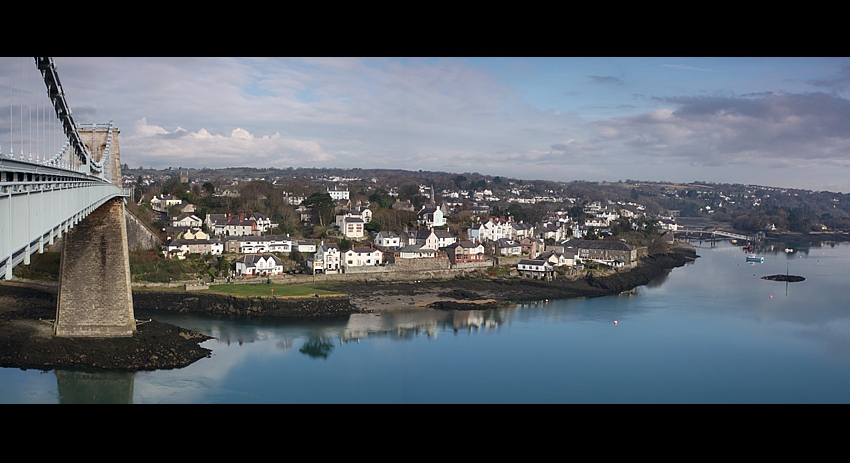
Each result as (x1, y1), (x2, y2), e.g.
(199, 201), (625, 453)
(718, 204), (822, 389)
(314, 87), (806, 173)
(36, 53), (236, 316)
(299, 338), (335, 359)
(4, 240), (850, 403)
(55, 369), (134, 404)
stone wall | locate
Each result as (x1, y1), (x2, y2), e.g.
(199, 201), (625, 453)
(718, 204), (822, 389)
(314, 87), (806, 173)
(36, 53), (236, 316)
(125, 208), (161, 251)
(451, 260), (494, 269)
(391, 257), (450, 271)
(493, 256), (523, 266)
(343, 265), (389, 274)
(284, 266), (487, 284)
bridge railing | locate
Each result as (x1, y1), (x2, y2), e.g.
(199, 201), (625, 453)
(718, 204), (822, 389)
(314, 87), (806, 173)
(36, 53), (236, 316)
(1, 157), (124, 280)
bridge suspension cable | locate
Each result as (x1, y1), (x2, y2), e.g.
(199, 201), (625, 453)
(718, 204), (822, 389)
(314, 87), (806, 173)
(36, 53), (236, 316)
(2, 57), (127, 280)
(4, 57), (73, 170)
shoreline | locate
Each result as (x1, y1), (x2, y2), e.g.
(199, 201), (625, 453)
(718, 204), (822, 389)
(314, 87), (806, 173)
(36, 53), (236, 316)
(329, 248), (699, 312)
(0, 248), (697, 371)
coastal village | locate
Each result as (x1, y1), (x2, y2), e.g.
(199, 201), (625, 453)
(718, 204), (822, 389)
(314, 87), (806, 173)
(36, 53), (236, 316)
(123, 167), (696, 286)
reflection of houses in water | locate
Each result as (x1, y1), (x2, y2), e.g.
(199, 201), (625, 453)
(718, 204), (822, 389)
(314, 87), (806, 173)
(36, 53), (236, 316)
(204, 325), (285, 347)
(341, 312), (441, 342)
(341, 307), (506, 342)
(451, 310), (499, 332)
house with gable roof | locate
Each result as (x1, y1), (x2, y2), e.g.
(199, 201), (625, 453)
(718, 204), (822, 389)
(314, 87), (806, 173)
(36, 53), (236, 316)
(313, 242), (341, 273)
(374, 231), (401, 249)
(417, 203), (447, 228)
(172, 213), (203, 228)
(445, 241), (485, 263)
(517, 259), (554, 280)
(235, 254), (284, 277)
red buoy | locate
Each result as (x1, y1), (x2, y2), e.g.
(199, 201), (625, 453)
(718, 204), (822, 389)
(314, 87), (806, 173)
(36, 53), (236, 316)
(614, 321), (618, 325)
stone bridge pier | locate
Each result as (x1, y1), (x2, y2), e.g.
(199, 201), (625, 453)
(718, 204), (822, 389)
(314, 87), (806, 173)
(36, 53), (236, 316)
(54, 125), (135, 337)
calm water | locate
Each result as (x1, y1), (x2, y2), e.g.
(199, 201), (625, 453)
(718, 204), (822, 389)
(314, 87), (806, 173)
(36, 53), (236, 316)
(3, 240), (850, 403)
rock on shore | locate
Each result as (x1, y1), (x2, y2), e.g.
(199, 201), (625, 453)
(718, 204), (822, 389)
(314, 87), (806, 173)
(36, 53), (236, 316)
(0, 285), (213, 371)
(0, 319), (212, 371)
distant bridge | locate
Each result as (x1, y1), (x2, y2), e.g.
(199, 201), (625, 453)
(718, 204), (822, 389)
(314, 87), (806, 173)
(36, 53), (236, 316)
(673, 228), (753, 242)
(1, 57), (134, 337)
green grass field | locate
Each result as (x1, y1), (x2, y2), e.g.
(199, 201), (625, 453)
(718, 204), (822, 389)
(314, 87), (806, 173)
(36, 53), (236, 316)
(205, 284), (343, 298)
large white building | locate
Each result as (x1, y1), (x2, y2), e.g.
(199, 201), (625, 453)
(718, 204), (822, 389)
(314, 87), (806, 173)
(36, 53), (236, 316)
(327, 188), (350, 201)
(225, 235), (293, 254)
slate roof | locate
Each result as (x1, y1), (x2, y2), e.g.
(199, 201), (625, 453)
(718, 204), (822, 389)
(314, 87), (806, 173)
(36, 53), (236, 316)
(349, 247), (381, 253)
(447, 241), (481, 249)
(235, 254), (284, 266)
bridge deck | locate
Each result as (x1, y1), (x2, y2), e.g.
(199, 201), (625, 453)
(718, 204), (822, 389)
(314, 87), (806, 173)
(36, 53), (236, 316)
(1, 158), (127, 279)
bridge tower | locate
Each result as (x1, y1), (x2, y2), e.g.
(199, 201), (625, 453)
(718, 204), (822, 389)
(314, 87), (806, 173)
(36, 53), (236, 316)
(54, 127), (135, 337)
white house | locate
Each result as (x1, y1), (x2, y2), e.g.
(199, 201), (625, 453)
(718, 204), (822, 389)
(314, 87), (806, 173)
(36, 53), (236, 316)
(235, 254), (284, 277)
(343, 247), (383, 268)
(374, 231), (400, 249)
(162, 238), (223, 259)
(510, 222), (535, 240)
(469, 217), (513, 243)
(244, 212), (276, 233)
(495, 238), (522, 256)
(417, 203), (447, 227)
(172, 213), (202, 228)
(517, 259), (554, 279)
(335, 206), (372, 229)
(394, 244), (441, 260)
(657, 218), (678, 231)
(341, 216), (365, 239)
(295, 240), (316, 253)
(151, 194), (183, 212)
(408, 228), (457, 250)
(228, 235), (293, 254)
(314, 242), (341, 273)
(220, 219), (258, 237)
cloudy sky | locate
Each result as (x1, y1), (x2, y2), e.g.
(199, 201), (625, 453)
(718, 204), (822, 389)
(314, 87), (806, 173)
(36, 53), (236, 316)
(3, 57), (850, 192)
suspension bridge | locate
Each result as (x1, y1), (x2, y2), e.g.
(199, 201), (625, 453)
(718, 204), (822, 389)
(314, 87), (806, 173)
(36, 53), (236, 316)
(673, 228), (755, 242)
(1, 57), (134, 337)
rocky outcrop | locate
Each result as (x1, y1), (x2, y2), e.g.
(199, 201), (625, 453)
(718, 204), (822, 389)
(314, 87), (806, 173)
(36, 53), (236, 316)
(132, 291), (357, 319)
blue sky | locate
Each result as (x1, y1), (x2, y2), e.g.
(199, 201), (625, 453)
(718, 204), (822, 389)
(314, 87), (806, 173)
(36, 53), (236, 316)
(2, 57), (850, 192)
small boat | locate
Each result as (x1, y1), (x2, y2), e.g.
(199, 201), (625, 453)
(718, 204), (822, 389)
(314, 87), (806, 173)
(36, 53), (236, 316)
(746, 255), (764, 263)
(785, 248), (793, 253)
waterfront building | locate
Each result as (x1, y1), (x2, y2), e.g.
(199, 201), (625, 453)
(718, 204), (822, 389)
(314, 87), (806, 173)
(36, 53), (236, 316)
(517, 259), (554, 279)
(343, 247), (383, 269)
(235, 254), (284, 277)
(314, 242), (341, 273)
(562, 239), (637, 267)
(445, 241), (485, 263)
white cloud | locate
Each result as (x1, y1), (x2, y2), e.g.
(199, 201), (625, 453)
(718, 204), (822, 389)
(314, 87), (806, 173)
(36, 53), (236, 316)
(125, 118), (327, 168)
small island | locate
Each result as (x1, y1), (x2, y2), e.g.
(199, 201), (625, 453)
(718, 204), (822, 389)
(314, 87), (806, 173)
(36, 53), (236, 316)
(762, 274), (806, 282)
